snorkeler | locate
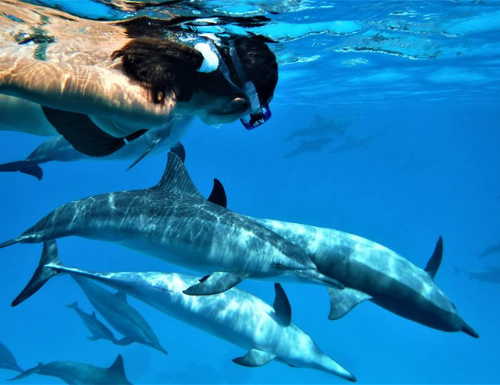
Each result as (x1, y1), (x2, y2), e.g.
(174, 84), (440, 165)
(0, 0), (277, 156)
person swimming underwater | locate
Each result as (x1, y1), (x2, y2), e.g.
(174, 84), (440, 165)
(0, 0), (278, 156)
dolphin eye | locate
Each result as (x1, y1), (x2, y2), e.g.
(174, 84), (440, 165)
(274, 262), (284, 269)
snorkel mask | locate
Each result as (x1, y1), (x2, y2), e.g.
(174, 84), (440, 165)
(203, 40), (272, 130)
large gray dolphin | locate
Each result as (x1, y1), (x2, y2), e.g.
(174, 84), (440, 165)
(0, 116), (192, 180)
(0, 152), (342, 295)
(70, 275), (167, 354)
(13, 241), (356, 382)
(207, 179), (478, 337)
(66, 301), (119, 344)
(0, 342), (23, 373)
(9, 354), (131, 384)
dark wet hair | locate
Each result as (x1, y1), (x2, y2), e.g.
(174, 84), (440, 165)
(111, 36), (278, 109)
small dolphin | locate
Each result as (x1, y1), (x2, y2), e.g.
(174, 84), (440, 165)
(71, 275), (167, 354)
(0, 152), (342, 295)
(285, 115), (358, 142)
(9, 354), (131, 384)
(0, 342), (23, 373)
(478, 241), (500, 258)
(66, 301), (118, 344)
(13, 241), (356, 382)
(455, 265), (500, 284)
(327, 134), (381, 155)
(283, 138), (335, 159)
(207, 180), (478, 338)
(0, 117), (192, 180)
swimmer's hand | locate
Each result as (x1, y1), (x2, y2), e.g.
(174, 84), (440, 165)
(0, 58), (174, 135)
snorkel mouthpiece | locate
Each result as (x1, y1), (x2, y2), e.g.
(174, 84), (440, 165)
(203, 39), (272, 129)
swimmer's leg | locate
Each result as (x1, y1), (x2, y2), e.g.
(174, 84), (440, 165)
(0, 95), (57, 136)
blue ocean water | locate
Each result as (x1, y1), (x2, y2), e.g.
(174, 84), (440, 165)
(1, 0), (500, 383)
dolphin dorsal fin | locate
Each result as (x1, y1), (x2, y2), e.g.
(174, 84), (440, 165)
(114, 291), (128, 302)
(91, 311), (97, 319)
(108, 354), (127, 378)
(273, 283), (291, 326)
(207, 179), (227, 208)
(424, 236), (443, 279)
(154, 152), (202, 198)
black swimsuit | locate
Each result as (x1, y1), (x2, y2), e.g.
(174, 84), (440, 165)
(42, 106), (146, 157)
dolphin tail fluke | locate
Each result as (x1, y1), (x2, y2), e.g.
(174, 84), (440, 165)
(12, 241), (63, 307)
(0, 161), (43, 180)
(8, 363), (42, 381)
(461, 319), (479, 338)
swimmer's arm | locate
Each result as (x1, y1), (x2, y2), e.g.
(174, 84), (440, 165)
(0, 58), (174, 134)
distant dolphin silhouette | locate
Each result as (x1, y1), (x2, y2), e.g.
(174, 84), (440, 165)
(207, 179), (478, 338)
(285, 115), (358, 142)
(0, 116), (192, 180)
(13, 241), (357, 382)
(66, 301), (118, 344)
(9, 354), (131, 384)
(478, 242), (500, 258)
(0, 342), (23, 373)
(0, 152), (342, 295)
(71, 276), (167, 354)
(283, 138), (335, 158)
(455, 265), (500, 284)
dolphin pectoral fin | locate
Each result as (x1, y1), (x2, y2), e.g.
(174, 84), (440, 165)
(183, 272), (246, 296)
(327, 287), (371, 320)
(126, 137), (162, 171)
(208, 178), (227, 208)
(424, 236), (443, 279)
(114, 291), (128, 302)
(273, 283), (291, 326)
(8, 363), (42, 381)
(113, 337), (134, 346)
(232, 349), (276, 367)
(87, 335), (100, 341)
(299, 270), (344, 289)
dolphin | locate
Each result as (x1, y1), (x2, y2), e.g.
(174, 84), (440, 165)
(0, 116), (192, 180)
(284, 115), (358, 142)
(0, 342), (23, 373)
(455, 265), (500, 284)
(70, 275), (167, 354)
(9, 354), (131, 384)
(0, 151), (342, 295)
(283, 138), (336, 159)
(478, 241), (500, 258)
(66, 301), (119, 344)
(327, 134), (381, 155)
(13, 241), (356, 382)
(207, 179), (478, 337)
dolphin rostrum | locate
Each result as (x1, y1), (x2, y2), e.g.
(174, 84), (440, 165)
(70, 275), (167, 354)
(66, 301), (119, 344)
(13, 241), (356, 382)
(208, 179), (478, 337)
(0, 116), (192, 180)
(0, 152), (342, 295)
(9, 354), (131, 384)
(0, 342), (23, 373)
